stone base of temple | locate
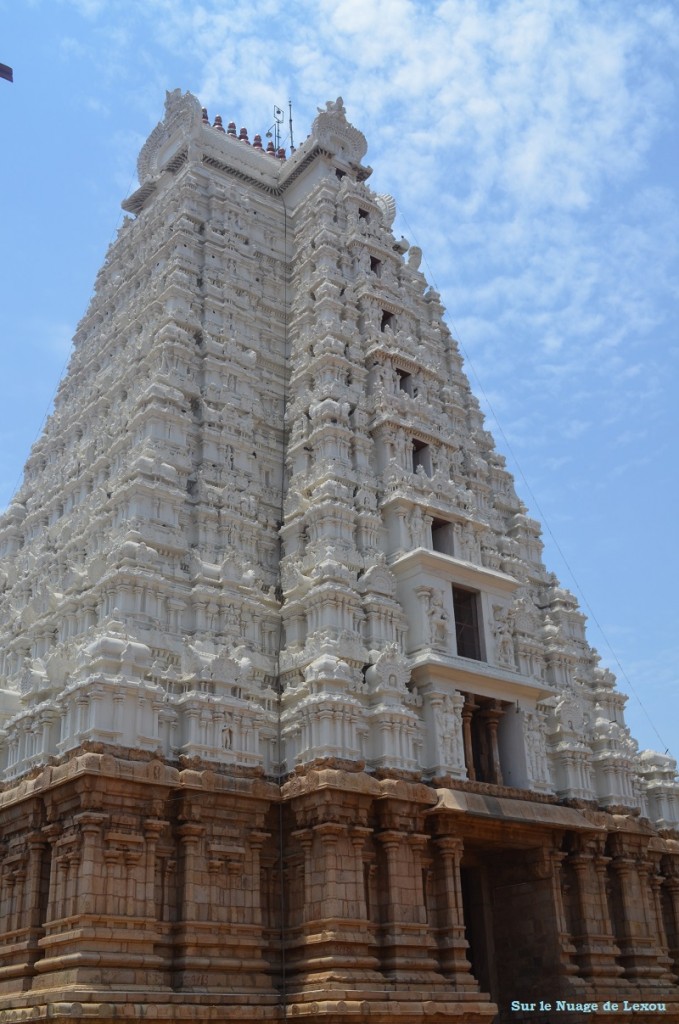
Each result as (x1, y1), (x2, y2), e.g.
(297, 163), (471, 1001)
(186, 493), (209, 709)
(0, 748), (677, 1023)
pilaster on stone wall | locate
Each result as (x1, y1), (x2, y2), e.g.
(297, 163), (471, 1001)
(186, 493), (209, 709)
(373, 780), (445, 985)
(170, 778), (279, 998)
(563, 834), (626, 986)
(662, 857), (679, 981)
(430, 835), (481, 992)
(281, 769), (384, 995)
(0, 815), (49, 994)
(646, 851), (677, 983)
(606, 831), (677, 986)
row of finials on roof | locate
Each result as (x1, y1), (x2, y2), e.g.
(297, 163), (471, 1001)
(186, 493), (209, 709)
(201, 107), (287, 160)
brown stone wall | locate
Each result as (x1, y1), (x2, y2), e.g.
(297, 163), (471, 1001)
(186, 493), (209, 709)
(0, 754), (677, 1024)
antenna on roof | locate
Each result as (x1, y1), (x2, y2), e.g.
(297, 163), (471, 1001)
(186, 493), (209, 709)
(266, 105), (284, 151)
(288, 100), (295, 153)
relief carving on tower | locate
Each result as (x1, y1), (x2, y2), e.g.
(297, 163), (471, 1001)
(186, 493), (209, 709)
(491, 603), (516, 669)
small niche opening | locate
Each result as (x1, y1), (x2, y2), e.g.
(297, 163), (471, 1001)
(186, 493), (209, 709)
(396, 368), (413, 396)
(432, 518), (455, 556)
(412, 439), (432, 476)
(370, 255), (382, 277)
(381, 310), (395, 332)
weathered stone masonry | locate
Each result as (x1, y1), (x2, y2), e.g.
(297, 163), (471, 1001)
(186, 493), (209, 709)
(0, 90), (677, 1023)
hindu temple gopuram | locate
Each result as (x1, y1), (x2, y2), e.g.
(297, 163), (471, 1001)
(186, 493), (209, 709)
(0, 91), (678, 1024)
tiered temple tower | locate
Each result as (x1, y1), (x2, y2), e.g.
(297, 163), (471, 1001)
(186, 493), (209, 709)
(0, 90), (677, 1024)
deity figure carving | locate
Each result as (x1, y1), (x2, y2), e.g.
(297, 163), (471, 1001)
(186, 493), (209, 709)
(492, 605), (515, 668)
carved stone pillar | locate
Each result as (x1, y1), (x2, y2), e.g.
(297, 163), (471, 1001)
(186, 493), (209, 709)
(285, 818), (381, 991)
(42, 824), (61, 924)
(608, 848), (670, 983)
(407, 833), (429, 926)
(395, 508), (409, 553)
(663, 870), (679, 975)
(123, 844), (144, 916)
(8, 867), (24, 934)
(177, 822), (206, 922)
(646, 855), (676, 983)
(64, 846), (81, 920)
(291, 827), (313, 918)
(350, 824), (372, 919)
(0, 831), (49, 991)
(374, 828), (441, 980)
(142, 818), (166, 920)
(314, 821), (344, 919)
(247, 830), (269, 927)
(23, 832), (48, 932)
(649, 866), (666, 945)
(480, 702), (504, 785)
(74, 812), (108, 916)
(566, 838), (624, 984)
(461, 695), (477, 781)
(433, 835), (478, 991)
(54, 853), (69, 922)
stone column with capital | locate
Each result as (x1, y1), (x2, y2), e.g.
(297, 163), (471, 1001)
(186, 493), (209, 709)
(0, 830), (49, 993)
(461, 695), (478, 780)
(283, 790), (383, 996)
(431, 835), (479, 992)
(479, 702), (504, 785)
(607, 838), (676, 986)
(176, 821), (206, 925)
(662, 860), (679, 978)
(373, 787), (447, 989)
(73, 811), (108, 917)
(646, 853), (676, 983)
(565, 836), (626, 986)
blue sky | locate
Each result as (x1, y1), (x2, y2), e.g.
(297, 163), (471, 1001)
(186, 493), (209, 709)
(1, 0), (678, 759)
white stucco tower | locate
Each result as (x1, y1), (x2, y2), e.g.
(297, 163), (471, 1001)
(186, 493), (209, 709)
(0, 89), (676, 823)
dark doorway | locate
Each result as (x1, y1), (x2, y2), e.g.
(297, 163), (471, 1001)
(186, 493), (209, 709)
(460, 864), (499, 1002)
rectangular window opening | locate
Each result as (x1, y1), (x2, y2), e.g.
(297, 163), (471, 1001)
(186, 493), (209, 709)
(370, 255), (382, 276)
(453, 586), (482, 660)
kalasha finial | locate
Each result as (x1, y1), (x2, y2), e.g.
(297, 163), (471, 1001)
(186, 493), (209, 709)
(252, 134), (263, 151)
(213, 115), (226, 133)
(239, 127), (250, 145)
(265, 140), (276, 156)
(227, 121), (237, 137)
(201, 107), (209, 124)
(276, 147), (286, 161)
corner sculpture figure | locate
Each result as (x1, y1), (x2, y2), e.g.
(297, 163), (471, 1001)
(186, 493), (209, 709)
(0, 89), (677, 1024)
